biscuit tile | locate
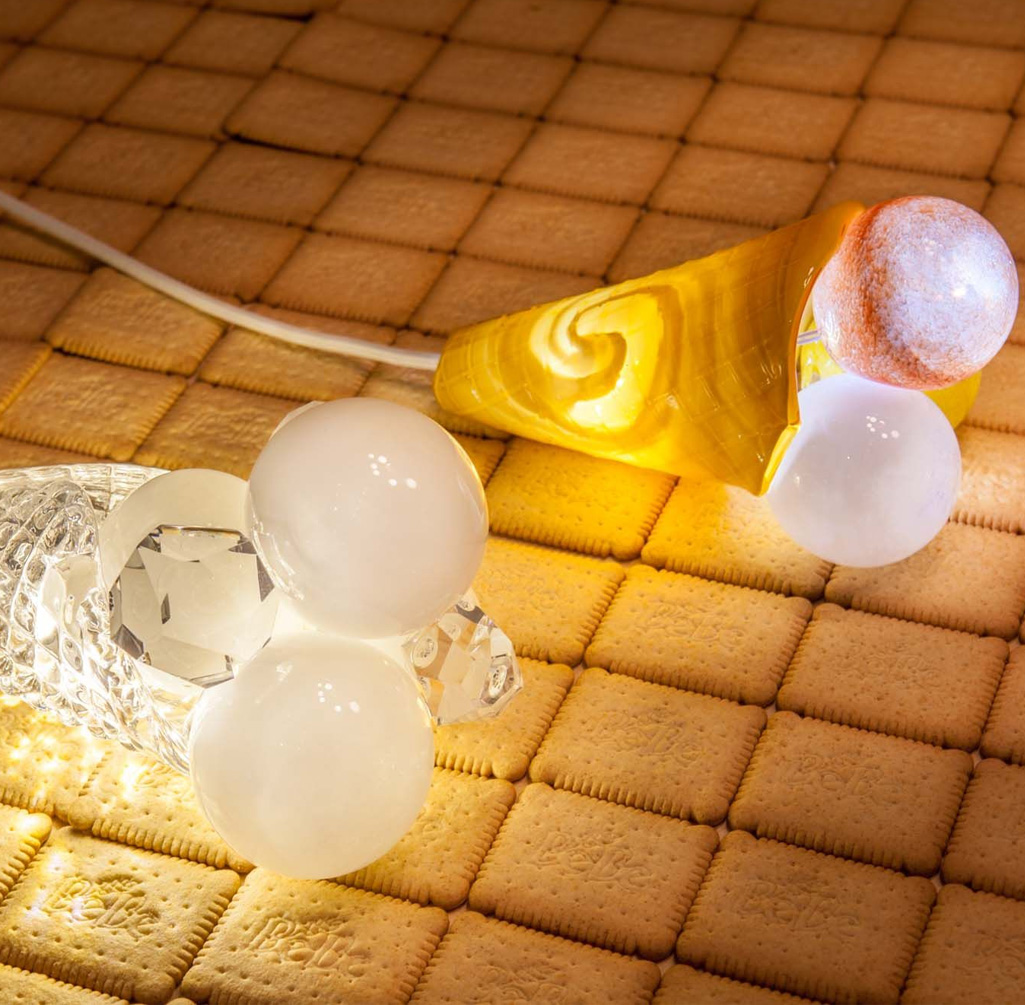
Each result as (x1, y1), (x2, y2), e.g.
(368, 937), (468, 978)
(451, 0), (607, 55)
(0, 0), (67, 42)
(470, 784), (717, 960)
(0, 354), (183, 460)
(0, 41), (14, 70)
(46, 268), (222, 374)
(943, 759), (1025, 898)
(839, 100), (1010, 179)
(226, 70), (395, 157)
(358, 331), (508, 438)
(133, 382), (294, 478)
(731, 712), (971, 875)
(825, 521), (1025, 639)
(813, 162), (990, 214)
(0, 188), (160, 271)
(182, 869), (447, 1005)
(410, 43), (571, 117)
(0, 260), (86, 341)
(654, 964), (813, 1004)
(583, 6), (738, 75)
(364, 102), (532, 182)
(953, 427), (1025, 533)
(0, 965), (131, 1004)
(435, 658), (574, 780)
(485, 438), (674, 560)
(546, 63), (710, 138)
(0, 47), (142, 118)
(178, 142), (351, 227)
(339, 769), (514, 909)
(982, 647), (1025, 762)
(104, 65), (252, 139)
(459, 189), (638, 276)
(453, 433), (504, 484)
(587, 566), (811, 706)
(39, 0), (197, 60)
(899, 0), (1025, 48)
(200, 305), (391, 401)
(0, 437), (94, 467)
(652, 145), (827, 232)
(642, 480), (831, 600)
(678, 832), (934, 1004)
(0, 704), (105, 818)
(0, 108), (81, 182)
(503, 124), (675, 206)
(164, 9), (300, 76)
(866, 37), (1025, 112)
(410, 256), (596, 334)
(608, 213), (767, 282)
(531, 668), (765, 824)
(412, 911), (660, 1005)
(0, 828), (239, 1004)
(281, 14), (439, 94)
(337, 0), (469, 34)
(756, 0), (905, 33)
(993, 119), (1025, 186)
(779, 603), (1008, 750)
(0, 803), (50, 895)
(903, 885), (1025, 1004)
(41, 123), (214, 205)
(686, 83), (856, 161)
(262, 233), (445, 325)
(719, 22), (881, 96)
(984, 183), (1025, 260)
(0, 341), (50, 412)
(315, 166), (489, 252)
(473, 537), (624, 665)
(67, 746), (250, 872)
(134, 208), (303, 301)
(969, 344), (1025, 432)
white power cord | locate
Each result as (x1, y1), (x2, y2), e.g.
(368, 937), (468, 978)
(0, 190), (443, 372)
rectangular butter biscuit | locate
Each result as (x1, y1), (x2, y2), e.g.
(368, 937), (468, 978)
(678, 832), (935, 1004)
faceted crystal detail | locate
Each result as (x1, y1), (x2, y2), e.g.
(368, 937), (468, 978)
(404, 594), (522, 725)
(0, 464), (200, 772)
(110, 526), (278, 688)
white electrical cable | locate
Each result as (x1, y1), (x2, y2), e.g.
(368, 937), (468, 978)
(0, 190), (443, 372)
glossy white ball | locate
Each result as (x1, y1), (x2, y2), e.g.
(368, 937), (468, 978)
(767, 374), (961, 567)
(246, 398), (489, 638)
(189, 635), (434, 880)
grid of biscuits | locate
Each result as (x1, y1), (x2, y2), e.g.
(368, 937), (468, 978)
(1, 0), (1025, 1002)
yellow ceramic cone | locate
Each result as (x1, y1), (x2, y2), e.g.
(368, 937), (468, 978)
(434, 201), (863, 495)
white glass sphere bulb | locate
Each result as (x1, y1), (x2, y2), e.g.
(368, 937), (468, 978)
(767, 374), (961, 567)
(246, 398), (488, 638)
(813, 196), (1018, 389)
(189, 635), (434, 879)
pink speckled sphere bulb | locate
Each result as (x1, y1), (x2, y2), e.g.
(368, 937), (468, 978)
(812, 196), (1018, 390)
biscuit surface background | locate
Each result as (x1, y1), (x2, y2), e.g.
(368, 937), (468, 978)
(1, 0), (1025, 1001)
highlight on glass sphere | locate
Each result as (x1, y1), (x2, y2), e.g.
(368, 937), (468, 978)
(189, 635), (435, 880)
(812, 196), (1017, 390)
(767, 374), (961, 567)
(246, 398), (489, 639)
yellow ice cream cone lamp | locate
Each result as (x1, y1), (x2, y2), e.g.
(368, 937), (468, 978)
(433, 201), (864, 496)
